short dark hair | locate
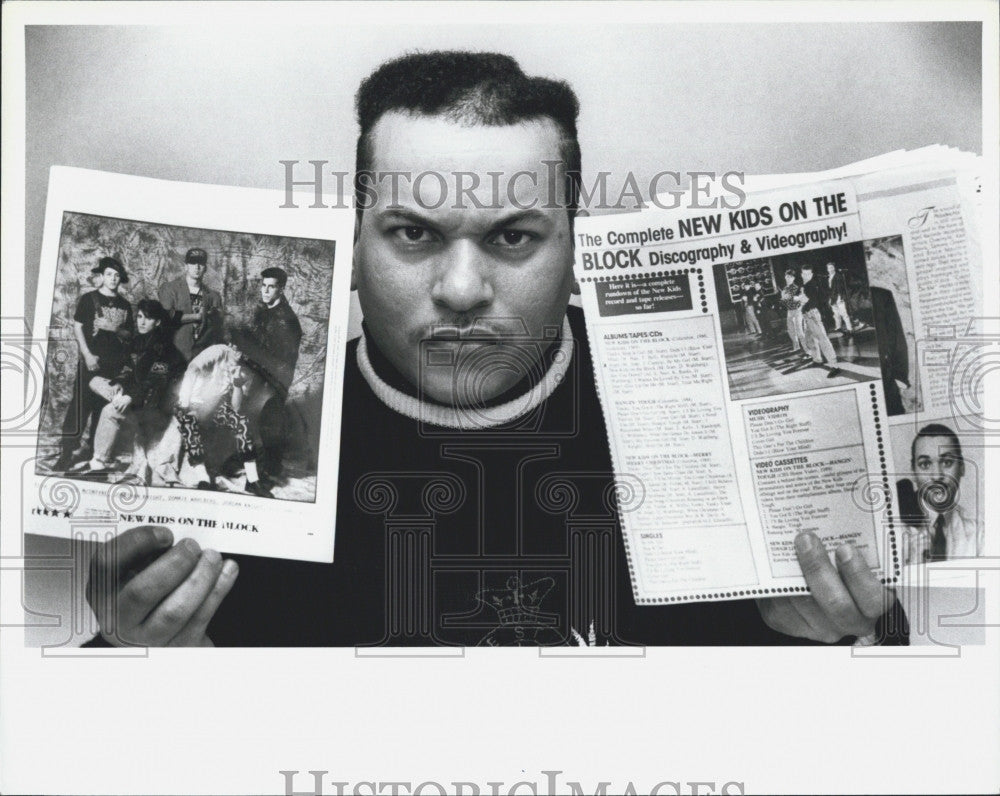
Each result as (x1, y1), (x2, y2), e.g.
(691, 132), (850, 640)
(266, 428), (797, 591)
(185, 247), (208, 265)
(912, 423), (963, 464)
(136, 298), (168, 324)
(354, 51), (582, 219)
(261, 267), (288, 288)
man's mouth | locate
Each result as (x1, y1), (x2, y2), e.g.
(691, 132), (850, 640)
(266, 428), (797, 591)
(920, 479), (958, 512)
(421, 319), (513, 345)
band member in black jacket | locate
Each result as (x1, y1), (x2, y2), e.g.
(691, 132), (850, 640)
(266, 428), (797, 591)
(228, 267), (304, 489)
(801, 264), (841, 377)
(86, 299), (185, 476)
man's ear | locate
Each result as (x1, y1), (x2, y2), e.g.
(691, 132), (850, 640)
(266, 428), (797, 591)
(351, 210), (362, 291)
(569, 208), (584, 296)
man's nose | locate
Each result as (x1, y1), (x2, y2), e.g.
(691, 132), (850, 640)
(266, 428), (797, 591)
(431, 242), (494, 314)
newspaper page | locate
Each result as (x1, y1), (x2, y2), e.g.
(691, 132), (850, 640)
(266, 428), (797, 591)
(851, 163), (987, 577)
(744, 152), (988, 579)
(22, 167), (353, 563)
(574, 181), (898, 603)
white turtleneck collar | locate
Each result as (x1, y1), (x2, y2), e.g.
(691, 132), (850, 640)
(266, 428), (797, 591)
(357, 316), (574, 430)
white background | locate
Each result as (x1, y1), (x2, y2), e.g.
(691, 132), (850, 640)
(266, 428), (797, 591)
(2, 2), (998, 795)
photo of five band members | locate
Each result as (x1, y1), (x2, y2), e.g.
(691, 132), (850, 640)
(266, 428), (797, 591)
(36, 212), (336, 503)
(713, 241), (897, 401)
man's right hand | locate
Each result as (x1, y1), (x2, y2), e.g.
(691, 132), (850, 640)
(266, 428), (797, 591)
(86, 526), (239, 646)
(83, 352), (100, 372)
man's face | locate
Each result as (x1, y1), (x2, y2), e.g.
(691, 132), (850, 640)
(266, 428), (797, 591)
(135, 310), (161, 335)
(913, 435), (965, 510)
(186, 260), (207, 282)
(784, 271), (795, 284)
(354, 112), (575, 407)
(260, 277), (282, 305)
(826, 263), (836, 277)
(802, 268), (814, 283)
(101, 267), (121, 292)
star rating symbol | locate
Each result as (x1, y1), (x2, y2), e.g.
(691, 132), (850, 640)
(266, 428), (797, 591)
(31, 507), (70, 517)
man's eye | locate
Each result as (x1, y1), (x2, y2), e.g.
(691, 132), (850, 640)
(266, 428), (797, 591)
(393, 226), (433, 243)
(490, 230), (534, 248)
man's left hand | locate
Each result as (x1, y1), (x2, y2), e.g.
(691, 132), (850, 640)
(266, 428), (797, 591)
(756, 532), (893, 643)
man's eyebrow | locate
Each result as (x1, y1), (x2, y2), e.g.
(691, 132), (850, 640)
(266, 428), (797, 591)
(376, 209), (442, 229)
(485, 209), (553, 232)
(375, 208), (554, 232)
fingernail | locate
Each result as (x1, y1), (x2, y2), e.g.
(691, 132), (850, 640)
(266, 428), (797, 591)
(836, 544), (855, 564)
(182, 538), (201, 556)
(153, 526), (172, 544)
(221, 559), (239, 579)
(795, 532), (818, 553)
(202, 548), (221, 566)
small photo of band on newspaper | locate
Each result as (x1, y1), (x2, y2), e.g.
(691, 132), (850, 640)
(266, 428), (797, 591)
(26, 167), (354, 563)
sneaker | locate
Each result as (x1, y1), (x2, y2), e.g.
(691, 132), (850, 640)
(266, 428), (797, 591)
(245, 480), (272, 498)
(79, 463), (112, 481)
(219, 454), (245, 478)
(827, 367), (842, 378)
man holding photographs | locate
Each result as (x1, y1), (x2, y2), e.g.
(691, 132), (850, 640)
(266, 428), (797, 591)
(85, 51), (900, 648)
(54, 256), (134, 472)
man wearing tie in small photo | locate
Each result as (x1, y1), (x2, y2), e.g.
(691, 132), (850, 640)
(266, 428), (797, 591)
(903, 423), (983, 563)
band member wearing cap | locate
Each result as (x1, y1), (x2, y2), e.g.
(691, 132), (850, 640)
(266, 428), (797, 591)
(53, 256), (134, 472)
(85, 298), (186, 479)
(158, 247), (225, 361)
